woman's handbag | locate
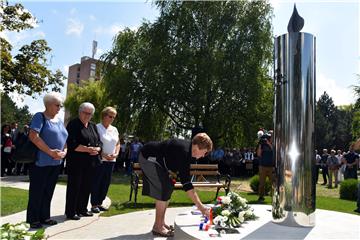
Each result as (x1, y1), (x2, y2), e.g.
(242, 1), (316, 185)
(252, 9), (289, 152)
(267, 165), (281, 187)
(12, 113), (46, 163)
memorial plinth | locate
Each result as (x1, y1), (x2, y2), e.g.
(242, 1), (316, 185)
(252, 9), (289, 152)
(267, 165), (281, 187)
(174, 205), (360, 240)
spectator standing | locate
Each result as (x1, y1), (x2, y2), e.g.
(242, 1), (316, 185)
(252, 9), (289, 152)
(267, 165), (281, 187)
(314, 150), (321, 184)
(91, 107), (120, 213)
(65, 102), (102, 220)
(256, 134), (273, 202)
(343, 144), (359, 180)
(115, 138), (126, 172)
(335, 150), (344, 182)
(26, 92), (68, 229)
(15, 125), (31, 175)
(327, 149), (340, 188)
(320, 149), (329, 185)
(128, 137), (142, 174)
(1, 124), (13, 176)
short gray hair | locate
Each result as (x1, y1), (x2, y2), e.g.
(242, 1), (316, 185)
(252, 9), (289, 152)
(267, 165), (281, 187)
(43, 92), (64, 106)
(79, 102), (95, 115)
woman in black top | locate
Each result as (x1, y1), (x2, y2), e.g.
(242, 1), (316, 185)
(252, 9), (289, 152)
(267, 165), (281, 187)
(65, 102), (102, 220)
(139, 133), (213, 237)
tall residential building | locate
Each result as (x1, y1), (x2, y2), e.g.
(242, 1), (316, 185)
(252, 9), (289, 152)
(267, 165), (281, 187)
(65, 56), (100, 123)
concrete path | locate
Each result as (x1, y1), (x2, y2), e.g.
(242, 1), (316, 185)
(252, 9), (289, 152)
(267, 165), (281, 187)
(1, 176), (187, 239)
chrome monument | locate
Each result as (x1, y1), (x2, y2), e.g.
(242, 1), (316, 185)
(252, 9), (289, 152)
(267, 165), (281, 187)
(272, 5), (316, 227)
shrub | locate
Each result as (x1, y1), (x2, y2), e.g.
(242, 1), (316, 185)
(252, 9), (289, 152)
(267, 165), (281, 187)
(249, 175), (271, 195)
(339, 179), (358, 201)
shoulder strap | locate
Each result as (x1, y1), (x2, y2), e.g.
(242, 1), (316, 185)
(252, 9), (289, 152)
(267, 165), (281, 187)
(38, 112), (46, 137)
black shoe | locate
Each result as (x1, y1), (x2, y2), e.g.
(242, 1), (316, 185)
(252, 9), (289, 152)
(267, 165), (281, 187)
(79, 211), (93, 217)
(98, 206), (108, 211)
(258, 197), (265, 202)
(354, 209), (360, 213)
(30, 222), (43, 229)
(41, 219), (57, 225)
(66, 215), (81, 220)
(91, 207), (100, 213)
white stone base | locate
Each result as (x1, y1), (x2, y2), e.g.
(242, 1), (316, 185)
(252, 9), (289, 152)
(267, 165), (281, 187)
(174, 204), (360, 240)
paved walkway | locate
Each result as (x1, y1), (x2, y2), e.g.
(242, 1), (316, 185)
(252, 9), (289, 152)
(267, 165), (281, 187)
(1, 176), (187, 239)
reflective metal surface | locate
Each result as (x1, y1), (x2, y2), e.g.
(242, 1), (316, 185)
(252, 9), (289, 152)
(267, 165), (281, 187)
(272, 32), (316, 227)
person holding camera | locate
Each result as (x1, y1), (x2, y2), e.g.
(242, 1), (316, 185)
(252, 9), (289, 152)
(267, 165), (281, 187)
(256, 133), (274, 202)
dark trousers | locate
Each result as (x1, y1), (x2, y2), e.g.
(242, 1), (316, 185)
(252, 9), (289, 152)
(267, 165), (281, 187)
(26, 165), (60, 223)
(91, 161), (115, 206)
(322, 166), (329, 184)
(344, 167), (358, 180)
(65, 160), (95, 217)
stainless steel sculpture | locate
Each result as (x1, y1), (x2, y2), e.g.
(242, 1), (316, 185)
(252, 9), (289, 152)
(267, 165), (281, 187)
(272, 5), (316, 227)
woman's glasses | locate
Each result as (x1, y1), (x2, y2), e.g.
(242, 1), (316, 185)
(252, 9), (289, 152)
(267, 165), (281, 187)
(82, 111), (93, 116)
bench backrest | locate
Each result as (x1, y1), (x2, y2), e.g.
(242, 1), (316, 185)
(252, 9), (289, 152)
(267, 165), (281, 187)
(132, 163), (219, 176)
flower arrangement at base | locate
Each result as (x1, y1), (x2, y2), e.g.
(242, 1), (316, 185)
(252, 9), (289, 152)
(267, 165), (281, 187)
(212, 192), (258, 229)
(1, 222), (45, 240)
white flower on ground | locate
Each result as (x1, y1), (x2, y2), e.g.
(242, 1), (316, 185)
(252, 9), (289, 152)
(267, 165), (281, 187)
(14, 224), (28, 232)
(245, 209), (253, 216)
(238, 211), (245, 223)
(222, 196), (231, 204)
(238, 196), (248, 205)
(221, 210), (231, 216)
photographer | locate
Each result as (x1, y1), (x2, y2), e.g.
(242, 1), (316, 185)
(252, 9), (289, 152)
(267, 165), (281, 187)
(256, 133), (274, 202)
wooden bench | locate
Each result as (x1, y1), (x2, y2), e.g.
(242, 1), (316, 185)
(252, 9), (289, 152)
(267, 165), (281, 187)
(129, 163), (231, 205)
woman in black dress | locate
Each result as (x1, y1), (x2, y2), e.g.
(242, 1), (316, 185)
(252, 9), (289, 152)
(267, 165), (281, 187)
(139, 133), (213, 237)
(65, 102), (102, 220)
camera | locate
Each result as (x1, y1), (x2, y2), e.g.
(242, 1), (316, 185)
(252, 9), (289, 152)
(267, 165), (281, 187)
(257, 129), (271, 145)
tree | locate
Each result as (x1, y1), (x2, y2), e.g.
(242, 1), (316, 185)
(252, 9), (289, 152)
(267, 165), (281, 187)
(333, 105), (353, 151)
(1, 93), (32, 127)
(315, 92), (337, 150)
(0, 0), (65, 96)
(351, 76), (360, 139)
(102, 0), (273, 146)
(64, 80), (107, 124)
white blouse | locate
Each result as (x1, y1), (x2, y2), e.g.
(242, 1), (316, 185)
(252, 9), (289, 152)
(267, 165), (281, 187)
(96, 123), (119, 162)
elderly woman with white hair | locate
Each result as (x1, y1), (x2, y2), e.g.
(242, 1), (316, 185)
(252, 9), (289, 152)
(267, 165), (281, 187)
(27, 92), (68, 229)
(65, 102), (102, 220)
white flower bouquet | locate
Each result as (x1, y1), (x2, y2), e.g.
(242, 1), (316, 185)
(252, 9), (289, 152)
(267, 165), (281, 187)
(212, 191), (257, 229)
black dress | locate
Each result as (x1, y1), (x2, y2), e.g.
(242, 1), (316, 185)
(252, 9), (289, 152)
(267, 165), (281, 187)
(65, 118), (102, 217)
(139, 139), (194, 201)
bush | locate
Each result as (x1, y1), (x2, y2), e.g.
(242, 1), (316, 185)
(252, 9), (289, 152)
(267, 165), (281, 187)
(250, 175), (271, 195)
(339, 179), (358, 201)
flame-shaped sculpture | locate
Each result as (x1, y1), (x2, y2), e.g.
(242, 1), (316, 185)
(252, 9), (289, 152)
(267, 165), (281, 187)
(287, 4), (304, 32)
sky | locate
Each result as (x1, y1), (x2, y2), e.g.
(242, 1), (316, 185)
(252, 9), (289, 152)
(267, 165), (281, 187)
(3, 0), (359, 121)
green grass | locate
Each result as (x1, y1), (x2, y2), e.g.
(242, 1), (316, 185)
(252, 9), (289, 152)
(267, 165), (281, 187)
(1, 187), (28, 216)
(1, 173), (358, 217)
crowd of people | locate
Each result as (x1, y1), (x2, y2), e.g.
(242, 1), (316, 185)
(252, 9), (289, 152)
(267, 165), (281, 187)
(0, 92), (213, 237)
(1, 91), (360, 235)
(315, 146), (359, 188)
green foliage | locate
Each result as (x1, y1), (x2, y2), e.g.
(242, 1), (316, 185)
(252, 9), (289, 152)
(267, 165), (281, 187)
(1, 93), (32, 128)
(64, 80), (107, 123)
(1, 187), (28, 216)
(315, 92), (337, 150)
(352, 76), (360, 139)
(1, 222), (45, 240)
(339, 179), (358, 201)
(0, 1), (65, 96)
(102, 0), (273, 145)
(249, 174), (271, 194)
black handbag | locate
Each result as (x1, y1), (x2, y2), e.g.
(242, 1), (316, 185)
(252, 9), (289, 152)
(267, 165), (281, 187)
(12, 113), (46, 163)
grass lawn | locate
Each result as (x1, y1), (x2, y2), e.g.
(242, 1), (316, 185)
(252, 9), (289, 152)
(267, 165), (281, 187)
(1, 172), (358, 217)
(1, 187), (28, 216)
